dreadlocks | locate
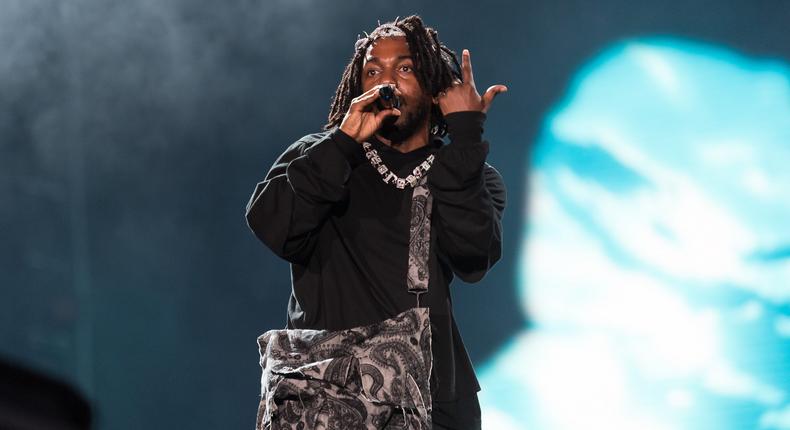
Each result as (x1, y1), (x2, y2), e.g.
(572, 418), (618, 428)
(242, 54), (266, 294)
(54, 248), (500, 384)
(323, 15), (462, 138)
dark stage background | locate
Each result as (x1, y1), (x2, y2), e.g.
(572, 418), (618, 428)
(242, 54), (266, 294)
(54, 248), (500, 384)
(2, 1), (790, 428)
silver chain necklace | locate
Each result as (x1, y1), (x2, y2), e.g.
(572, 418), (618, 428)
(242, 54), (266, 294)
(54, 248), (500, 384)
(362, 141), (435, 189)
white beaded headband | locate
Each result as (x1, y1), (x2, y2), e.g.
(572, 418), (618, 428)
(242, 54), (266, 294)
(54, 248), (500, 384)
(355, 17), (406, 51)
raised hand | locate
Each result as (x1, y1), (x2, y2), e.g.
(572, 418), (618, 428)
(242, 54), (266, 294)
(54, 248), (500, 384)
(339, 84), (402, 144)
(434, 49), (508, 115)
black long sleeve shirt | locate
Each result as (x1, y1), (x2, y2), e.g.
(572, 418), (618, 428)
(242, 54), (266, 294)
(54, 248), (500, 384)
(245, 110), (506, 402)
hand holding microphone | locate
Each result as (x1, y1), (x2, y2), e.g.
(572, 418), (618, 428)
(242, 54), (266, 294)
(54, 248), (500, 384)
(339, 84), (402, 144)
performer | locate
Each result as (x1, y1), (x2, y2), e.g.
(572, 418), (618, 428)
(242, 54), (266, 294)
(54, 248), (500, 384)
(245, 15), (507, 429)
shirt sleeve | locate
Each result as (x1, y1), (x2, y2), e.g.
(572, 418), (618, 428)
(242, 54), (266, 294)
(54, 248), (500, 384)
(245, 128), (365, 264)
(427, 110), (507, 283)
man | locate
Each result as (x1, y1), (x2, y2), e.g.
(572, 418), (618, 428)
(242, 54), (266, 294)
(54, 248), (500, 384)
(245, 15), (507, 429)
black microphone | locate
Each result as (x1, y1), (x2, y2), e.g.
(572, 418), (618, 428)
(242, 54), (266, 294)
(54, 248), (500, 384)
(376, 85), (400, 111)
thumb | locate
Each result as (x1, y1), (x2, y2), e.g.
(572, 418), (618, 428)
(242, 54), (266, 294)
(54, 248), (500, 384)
(376, 107), (401, 123)
(482, 85), (508, 110)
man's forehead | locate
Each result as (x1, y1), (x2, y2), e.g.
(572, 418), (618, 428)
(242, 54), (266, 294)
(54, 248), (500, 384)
(364, 37), (412, 62)
(364, 54), (414, 65)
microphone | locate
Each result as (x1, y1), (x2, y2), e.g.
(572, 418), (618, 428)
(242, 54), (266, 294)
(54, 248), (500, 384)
(376, 85), (400, 111)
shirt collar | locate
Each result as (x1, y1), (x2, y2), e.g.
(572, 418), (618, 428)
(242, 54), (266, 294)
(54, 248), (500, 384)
(369, 133), (444, 155)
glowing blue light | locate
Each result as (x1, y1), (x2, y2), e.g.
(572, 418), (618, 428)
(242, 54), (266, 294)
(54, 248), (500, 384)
(478, 37), (790, 430)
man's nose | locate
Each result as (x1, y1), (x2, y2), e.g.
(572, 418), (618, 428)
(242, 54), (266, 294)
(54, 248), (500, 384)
(379, 70), (399, 87)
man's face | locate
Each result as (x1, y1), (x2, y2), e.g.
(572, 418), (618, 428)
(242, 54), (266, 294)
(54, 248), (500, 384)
(361, 36), (432, 142)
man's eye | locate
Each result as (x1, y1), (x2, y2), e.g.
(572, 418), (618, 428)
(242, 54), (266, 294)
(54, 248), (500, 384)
(366, 70), (378, 76)
(400, 65), (412, 72)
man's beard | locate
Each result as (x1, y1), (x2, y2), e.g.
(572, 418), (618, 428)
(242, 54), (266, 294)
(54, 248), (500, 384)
(378, 99), (430, 144)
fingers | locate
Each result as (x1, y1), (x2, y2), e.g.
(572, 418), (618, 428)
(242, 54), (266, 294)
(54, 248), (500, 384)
(462, 49), (475, 88)
(350, 84), (401, 111)
(350, 84), (385, 111)
(375, 107), (401, 123)
(482, 84), (508, 112)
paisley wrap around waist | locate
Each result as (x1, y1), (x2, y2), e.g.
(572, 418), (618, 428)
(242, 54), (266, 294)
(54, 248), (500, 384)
(255, 307), (433, 430)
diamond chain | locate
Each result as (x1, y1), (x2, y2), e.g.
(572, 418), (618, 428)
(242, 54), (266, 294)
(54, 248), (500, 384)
(362, 142), (435, 189)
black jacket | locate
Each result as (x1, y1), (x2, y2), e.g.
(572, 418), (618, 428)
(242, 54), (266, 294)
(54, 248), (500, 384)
(245, 110), (506, 401)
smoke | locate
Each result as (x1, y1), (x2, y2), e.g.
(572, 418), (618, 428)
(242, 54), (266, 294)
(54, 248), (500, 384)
(0, 0), (340, 406)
